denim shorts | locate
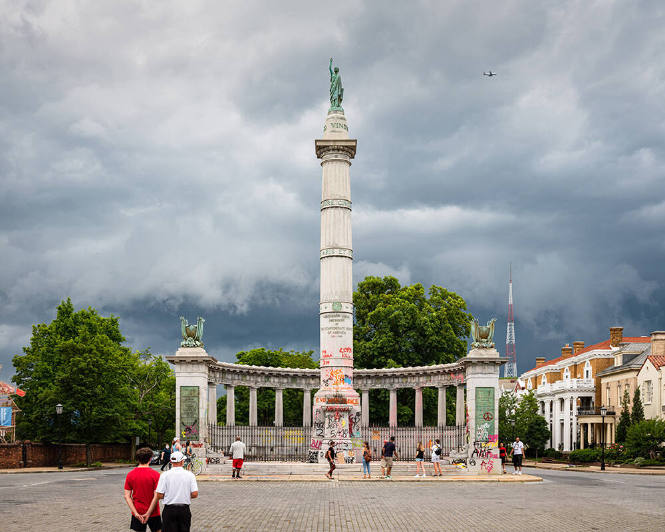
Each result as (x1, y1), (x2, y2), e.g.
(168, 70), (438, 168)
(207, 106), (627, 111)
(415, 458), (424, 462)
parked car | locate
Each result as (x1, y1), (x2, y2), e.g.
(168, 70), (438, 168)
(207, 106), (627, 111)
(150, 450), (161, 465)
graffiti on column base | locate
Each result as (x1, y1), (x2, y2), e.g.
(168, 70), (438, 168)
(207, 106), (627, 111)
(451, 372), (465, 383)
(480, 458), (495, 474)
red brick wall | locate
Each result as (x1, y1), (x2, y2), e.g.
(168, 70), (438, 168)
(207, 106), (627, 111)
(0, 441), (131, 468)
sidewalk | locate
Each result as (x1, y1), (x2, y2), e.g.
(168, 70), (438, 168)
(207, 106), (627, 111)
(523, 460), (665, 475)
(198, 472), (542, 482)
(0, 462), (132, 474)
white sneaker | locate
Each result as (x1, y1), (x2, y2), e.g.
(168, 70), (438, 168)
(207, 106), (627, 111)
(512, 471), (517, 475)
(414, 474), (420, 477)
(518, 471), (522, 475)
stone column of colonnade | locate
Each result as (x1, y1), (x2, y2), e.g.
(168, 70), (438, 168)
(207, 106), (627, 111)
(544, 400), (551, 448)
(563, 397), (571, 451)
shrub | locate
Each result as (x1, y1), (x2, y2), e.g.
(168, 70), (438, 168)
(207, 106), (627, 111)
(569, 448), (600, 463)
(626, 419), (665, 459)
(542, 448), (563, 459)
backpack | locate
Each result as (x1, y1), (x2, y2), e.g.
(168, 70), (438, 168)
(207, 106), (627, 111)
(364, 449), (372, 462)
(435, 446), (442, 456)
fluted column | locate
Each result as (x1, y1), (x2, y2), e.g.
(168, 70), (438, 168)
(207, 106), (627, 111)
(437, 387), (447, 427)
(208, 383), (217, 425)
(225, 385), (235, 427)
(455, 385), (465, 425)
(361, 390), (369, 427)
(544, 400), (551, 448)
(552, 399), (560, 450)
(249, 387), (257, 427)
(389, 389), (398, 428)
(274, 388), (283, 427)
(563, 396), (571, 451)
(303, 389), (311, 427)
(415, 387), (423, 427)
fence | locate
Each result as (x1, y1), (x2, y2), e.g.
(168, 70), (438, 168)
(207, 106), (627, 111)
(208, 424), (466, 462)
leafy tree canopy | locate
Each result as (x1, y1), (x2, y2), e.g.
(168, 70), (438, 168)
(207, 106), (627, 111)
(499, 391), (519, 444)
(626, 419), (665, 459)
(12, 299), (175, 451)
(513, 391), (550, 455)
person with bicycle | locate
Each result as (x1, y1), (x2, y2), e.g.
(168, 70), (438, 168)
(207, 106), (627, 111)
(183, 440), (193, 471)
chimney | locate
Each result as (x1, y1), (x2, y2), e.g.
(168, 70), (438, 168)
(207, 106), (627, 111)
(651, 331), (665, 357)
(610, 326), (623, 347)
(561, 344), (573, 358)
(535, 357), (546, 367)
(573, 341), (585, 354)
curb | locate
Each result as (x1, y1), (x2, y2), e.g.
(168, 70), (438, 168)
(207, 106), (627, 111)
(0, 464), (132, 475)
(197, 475), (542, 483)
(524, 462), (665, 476)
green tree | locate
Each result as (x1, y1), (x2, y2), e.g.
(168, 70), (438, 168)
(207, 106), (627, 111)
(626, 419), (665, 459)
(127, 351), (176, 447)
(353, 276), (472, 424)
(631, 386), (645, 424)
(12, 299), (137, 463)
(217, 348), (318, 426)
(499, 391), (518, 444)
(514, 391), (550, 456)
(615, 389), (632, 443)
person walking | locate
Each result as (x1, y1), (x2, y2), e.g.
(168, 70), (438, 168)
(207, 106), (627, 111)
(510, 436), (524, 475)
(160, 444), (171, 472)
(498, 442), (508, 474)
(183, 440), (193, 471)
(124, 447), (162, 532)
(142, 451), (198, 532)
(431, 438), (443, 477)
(379, 440), (387, 478)
(361, 441), (372, 479)
(382, 436), (398, 479)
(415, 441), (426, 477)
(325, 441), (336, 480)
(229, 436), (247, 479)
(172, 437), (182, 453)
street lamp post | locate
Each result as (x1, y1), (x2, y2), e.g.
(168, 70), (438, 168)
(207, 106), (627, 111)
(55, 403), (63, 470)
(600, 405), (607, 471)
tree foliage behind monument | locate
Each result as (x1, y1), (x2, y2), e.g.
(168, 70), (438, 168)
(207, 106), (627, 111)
(12, 299), (175, 459)
(352, 276), (472, 425)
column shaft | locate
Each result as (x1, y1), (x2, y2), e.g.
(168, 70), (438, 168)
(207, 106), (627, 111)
(415, 387), (423, 427)
(302, 389), (312, 427)
(563, 396), (571, 451)
(208, 383), (217, 425)
(437, 387), (447, 427)
(361, 390), (369, 427)
(249, 387), (258, 427)
(552, 399), (560, 450)
(571, 395), (578, 450)
(389, 389), (398, 428)
(544, 400), (551, 448)
(226, 385), (235, 427)
(275, 388), (284, 427)
(455, 385), (465, 425)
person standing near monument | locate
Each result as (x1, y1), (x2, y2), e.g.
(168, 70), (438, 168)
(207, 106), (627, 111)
(415, 441), (426, 477)
(124, 447), (162, 532)
(361, 441), (372, 479)
(509, 436), (524, 475)
(325, 441), (336, 479)
(229, 436), (246, 479)
(160, 443), (171, 472)
(499, 442), (508, 474)
(142, 451), (198, 532)
(431, 438), (443, 477)
(382, 436), (398, 480)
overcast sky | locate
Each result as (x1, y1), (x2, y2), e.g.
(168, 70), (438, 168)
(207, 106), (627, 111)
(1, 0), (664, 381)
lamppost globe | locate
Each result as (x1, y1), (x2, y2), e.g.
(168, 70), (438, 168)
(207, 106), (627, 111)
(55, 403), (63, 415)
(600, 406), (607, 416)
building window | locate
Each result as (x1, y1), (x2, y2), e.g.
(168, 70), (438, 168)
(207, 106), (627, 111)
(643, 381), (653, 404)
(584, 361), (592, 380)
(541, 375), (547, 386)
(617, 383), (622, 405)
(626, 383), (630, 401)
(527, 378), (533, 390)
(606, 384), (611, 406)
(563, 367), (570, 380)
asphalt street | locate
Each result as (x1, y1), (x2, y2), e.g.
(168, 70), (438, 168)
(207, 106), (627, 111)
(0, 466), (663, 531)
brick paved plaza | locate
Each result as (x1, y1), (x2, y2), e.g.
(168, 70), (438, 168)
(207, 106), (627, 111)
(1, 466), (664, 530)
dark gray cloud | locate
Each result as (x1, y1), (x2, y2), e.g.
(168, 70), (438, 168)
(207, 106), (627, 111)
(1, 1), (664, 381)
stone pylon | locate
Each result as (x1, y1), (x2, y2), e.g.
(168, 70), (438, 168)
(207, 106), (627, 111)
(310, 109), (361, 463)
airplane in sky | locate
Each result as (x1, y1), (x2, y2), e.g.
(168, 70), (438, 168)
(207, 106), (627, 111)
(483, 71), (497, 77)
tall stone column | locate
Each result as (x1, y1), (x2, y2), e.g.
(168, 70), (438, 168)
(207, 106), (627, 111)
(415, 387), (423, 427)
(571, 395), (578, 450)
(580, 423), (585, 449)
(274, 388), (284, 427)
(361, 390), (369, 427)
(563, 396), (571, 451)
(303, 389), (312, 427)
(437, 387), (447, 427)
(311, 102), (360, 462)
(552, 398), (560, 450)
(226, 385), (235, 427)
(389, 389), (398, 428)
(455, 385), (465, 425)
(208, 383), (217, 426)
(249, 387), (258, 427)
(544, 400), (551, 448)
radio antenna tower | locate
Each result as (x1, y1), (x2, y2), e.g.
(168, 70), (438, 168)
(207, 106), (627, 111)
(504, 265), (517, 378)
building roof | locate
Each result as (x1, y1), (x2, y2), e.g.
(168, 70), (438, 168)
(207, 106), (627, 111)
(647, 355), (665, 370)
(524, 337), (651, 375)
(596, 344), (652, 377)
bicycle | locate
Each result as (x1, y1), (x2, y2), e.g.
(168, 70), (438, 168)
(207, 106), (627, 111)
(187, 454), (204, 476)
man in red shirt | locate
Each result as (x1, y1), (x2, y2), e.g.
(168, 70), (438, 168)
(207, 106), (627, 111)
(124, 447), (162, 532)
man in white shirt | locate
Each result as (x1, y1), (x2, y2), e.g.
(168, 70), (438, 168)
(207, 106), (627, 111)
(509, 436), (524, 475)
(142, 451), (198, 532)
(229, 436), (247, 479)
